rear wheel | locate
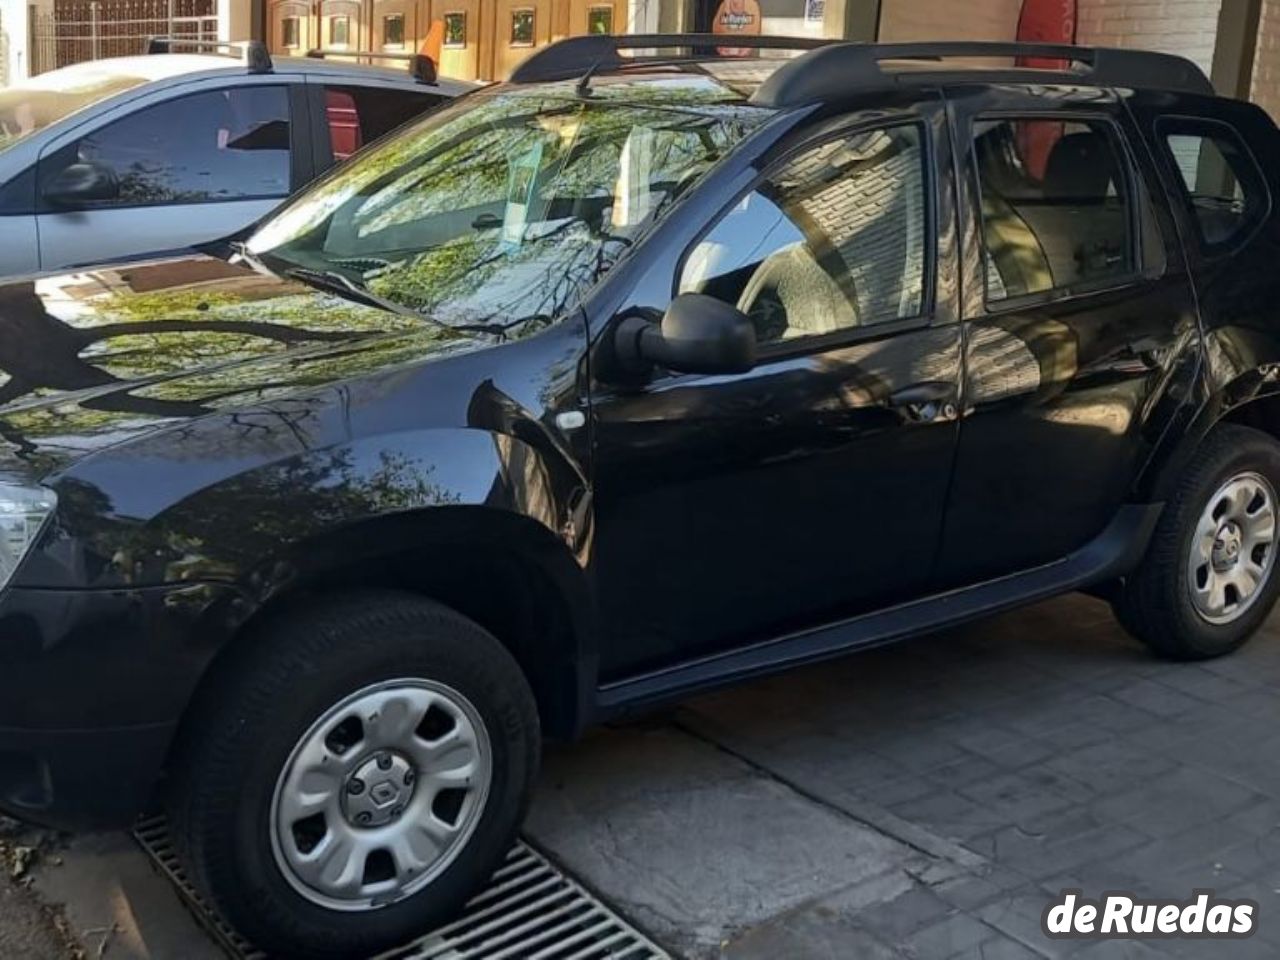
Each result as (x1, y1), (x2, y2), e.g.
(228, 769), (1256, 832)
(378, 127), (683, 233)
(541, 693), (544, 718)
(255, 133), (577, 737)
(1116, 423), (1280, 660)
(168, 591), (540, 959)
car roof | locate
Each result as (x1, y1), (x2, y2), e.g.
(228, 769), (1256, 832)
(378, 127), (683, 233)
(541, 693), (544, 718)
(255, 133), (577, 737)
(7, 53), (244, 86)
(504, 36), (1216, 108)
(20, 51), (479, 94)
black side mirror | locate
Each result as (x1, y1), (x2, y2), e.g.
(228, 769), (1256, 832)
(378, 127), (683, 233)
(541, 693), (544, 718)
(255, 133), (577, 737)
(43, 162), (120, 207)
(616, 293), (757, 376)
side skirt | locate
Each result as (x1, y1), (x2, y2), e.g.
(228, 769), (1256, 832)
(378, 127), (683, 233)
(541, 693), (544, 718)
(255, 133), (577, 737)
(593, 503), (1163, 718)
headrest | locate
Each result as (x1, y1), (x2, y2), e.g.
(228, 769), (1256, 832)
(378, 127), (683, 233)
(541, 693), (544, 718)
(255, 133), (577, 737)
(1043, 131), (1117, 199)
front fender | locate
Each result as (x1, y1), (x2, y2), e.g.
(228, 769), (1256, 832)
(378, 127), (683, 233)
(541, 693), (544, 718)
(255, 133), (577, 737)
(96, 425), (589, 591)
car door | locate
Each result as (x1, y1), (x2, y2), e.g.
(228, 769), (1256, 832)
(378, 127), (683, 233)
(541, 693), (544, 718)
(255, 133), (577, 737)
(934, 86), (1203, 588)
(35, 79), (307, 271)
(305, 79), (452, 173)
(589, 98), (964, 680)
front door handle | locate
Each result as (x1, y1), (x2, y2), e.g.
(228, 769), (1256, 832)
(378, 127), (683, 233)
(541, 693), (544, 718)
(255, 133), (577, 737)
(888, 381), (957, 423)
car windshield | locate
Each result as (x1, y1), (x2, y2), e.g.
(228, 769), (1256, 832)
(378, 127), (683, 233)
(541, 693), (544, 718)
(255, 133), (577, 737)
(247, 81), (769, 332)
(0, 67), (151, 153)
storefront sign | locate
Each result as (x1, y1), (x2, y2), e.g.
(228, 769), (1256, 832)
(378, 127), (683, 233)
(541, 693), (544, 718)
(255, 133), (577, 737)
(712, 0), (761, 57)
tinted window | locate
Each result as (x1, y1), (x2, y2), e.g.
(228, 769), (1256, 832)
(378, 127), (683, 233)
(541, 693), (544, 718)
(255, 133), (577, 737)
(1163, 122), (1268, 252)
(323, 85), (442, 163)
(680, 124), (927, 345)
(588, 5), (613, 33)
(444, 12), (466, 46)
(511, 9), (535, 44)
(975, 118), (1133, 302)
(384, 14), (406, 46)
(54, 86), (291, 207)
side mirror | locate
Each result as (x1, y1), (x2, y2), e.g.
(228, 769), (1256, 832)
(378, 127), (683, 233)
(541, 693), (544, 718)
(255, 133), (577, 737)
(43, 162), (120, 207)
(616, 293), (757, 376)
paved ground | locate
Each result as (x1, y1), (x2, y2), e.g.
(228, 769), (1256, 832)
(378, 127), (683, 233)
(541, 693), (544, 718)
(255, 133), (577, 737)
(11, 593), (1280, 958)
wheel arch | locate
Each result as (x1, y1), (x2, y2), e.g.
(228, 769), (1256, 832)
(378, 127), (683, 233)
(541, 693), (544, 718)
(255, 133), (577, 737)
(1136, 367), (1280, 503)
(169, 504), (597, 791)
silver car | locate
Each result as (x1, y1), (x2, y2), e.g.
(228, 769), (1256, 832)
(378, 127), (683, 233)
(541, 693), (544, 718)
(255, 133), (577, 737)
(0, 42), (475, 278)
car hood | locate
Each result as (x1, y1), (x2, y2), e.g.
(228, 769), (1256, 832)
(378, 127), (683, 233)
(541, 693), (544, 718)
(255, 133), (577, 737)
(0, 253), (480, 480)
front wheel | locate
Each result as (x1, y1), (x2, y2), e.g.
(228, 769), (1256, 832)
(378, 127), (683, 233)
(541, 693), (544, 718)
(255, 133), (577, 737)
(1116, 423), (1280, 660)
(167, 591), (540, 959)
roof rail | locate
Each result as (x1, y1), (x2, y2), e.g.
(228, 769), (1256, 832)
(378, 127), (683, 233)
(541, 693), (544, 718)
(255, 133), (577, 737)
(145, 37), (273, 74)
(752, 41), (1214, 107)
(508, 33), (832, 84)
(305, 48), (438, 84)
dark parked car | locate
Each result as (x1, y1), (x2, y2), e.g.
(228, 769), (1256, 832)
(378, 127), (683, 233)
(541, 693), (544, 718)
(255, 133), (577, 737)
(2, 34), (1280, 957)
(0, 40), (475, 278)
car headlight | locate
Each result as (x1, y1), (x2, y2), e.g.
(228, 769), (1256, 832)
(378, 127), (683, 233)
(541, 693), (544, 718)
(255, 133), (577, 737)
(0, 483), (56, 589)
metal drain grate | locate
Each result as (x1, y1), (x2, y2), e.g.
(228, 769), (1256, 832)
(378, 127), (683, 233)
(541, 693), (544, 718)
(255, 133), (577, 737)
(134, 816), (669, 960)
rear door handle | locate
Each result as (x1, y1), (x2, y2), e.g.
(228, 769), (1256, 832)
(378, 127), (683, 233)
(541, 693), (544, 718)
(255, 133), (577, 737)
(888, 381), (957, 423)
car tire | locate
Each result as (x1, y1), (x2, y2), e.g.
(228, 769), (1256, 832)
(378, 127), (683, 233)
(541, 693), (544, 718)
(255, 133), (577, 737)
(166, 590), (540, 959)
(1116, 423), (1280, 660)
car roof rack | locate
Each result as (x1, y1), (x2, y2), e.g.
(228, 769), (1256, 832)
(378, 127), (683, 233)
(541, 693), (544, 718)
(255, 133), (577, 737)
(305, 48), (438, 84)
(751, 41), (1215, 107)
(145, 37), (274, 74)
(508, 33), (833, 84)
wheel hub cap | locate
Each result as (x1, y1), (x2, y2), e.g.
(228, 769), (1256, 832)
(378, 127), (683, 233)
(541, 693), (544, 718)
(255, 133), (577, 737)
(269, 679), (492, 912)
(343, 752), (416, 828)
(1188, 472), (1277, 624)
(1212, 522), (1243, 572)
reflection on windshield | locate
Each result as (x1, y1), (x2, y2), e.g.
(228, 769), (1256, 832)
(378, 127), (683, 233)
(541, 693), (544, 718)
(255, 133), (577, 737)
(0, 72), (150, 153)
(248, 86), (768, 333)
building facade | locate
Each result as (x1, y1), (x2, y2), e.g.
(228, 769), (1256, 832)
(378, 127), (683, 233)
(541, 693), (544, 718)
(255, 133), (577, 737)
(247, 0), (1280, 116)
(264, 0), (641, 80)
(3, 0), (1280, 112)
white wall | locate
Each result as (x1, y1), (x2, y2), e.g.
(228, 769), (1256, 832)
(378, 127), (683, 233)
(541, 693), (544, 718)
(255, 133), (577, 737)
(0, 0), (29, 83)
(1076, 0), (1222, 74)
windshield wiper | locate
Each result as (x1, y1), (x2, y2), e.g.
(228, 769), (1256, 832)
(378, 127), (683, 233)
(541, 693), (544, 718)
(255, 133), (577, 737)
(285, 266), (433, 322)
(287, 266), (513, 338)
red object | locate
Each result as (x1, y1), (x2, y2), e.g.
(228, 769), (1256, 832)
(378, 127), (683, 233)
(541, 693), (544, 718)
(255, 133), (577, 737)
(325, 89), (363, 161)
(1014, 0), (1077, 180)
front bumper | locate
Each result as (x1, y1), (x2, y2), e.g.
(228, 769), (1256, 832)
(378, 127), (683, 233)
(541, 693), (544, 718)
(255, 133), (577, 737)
(0, 582), (243, 830)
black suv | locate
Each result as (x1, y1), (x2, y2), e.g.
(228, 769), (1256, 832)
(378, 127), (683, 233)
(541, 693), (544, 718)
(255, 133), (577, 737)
(1, 35), (1279, 957)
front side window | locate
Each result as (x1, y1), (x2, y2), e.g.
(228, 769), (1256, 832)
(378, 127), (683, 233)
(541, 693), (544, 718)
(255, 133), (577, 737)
(975, 117), (1134, 303)
(248, 88), (768, 333)
(1162, 122), (1268, 252)
(53, 86), (291, 207)
(444, 12), (467, 46)
(510, 9), (535, 45)
(680, 124), (928, 345)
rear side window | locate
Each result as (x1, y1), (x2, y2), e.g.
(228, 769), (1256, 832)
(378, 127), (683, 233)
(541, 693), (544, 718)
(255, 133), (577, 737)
(322, 85), (443, 163)
(1161, 120), (1268, 253)
(974, 117), (1134, 303)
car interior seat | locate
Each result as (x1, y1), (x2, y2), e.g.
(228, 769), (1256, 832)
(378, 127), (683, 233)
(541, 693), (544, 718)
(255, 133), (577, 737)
(736, 243), (858, 341)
